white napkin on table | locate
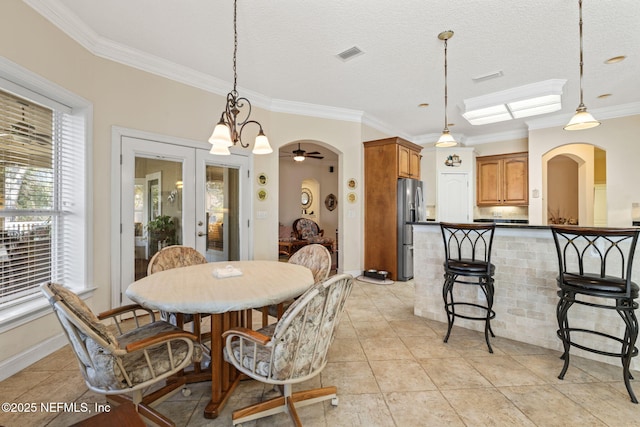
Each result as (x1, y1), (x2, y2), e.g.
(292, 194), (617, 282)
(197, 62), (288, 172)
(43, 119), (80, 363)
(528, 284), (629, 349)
(213, 265), (243, 279)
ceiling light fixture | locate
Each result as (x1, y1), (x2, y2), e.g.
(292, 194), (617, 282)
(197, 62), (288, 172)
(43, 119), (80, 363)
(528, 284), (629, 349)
(435, 30), (457, 148)
(462, 79), (566, 125)
(605, 55), (626, 64)
(208, 0), (273, 155)
(564, 0), (600, 131)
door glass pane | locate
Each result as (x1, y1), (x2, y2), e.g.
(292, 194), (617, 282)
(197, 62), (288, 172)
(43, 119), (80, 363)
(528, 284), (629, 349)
(204, 165), (239, 262)
(134, 157), (183, 280)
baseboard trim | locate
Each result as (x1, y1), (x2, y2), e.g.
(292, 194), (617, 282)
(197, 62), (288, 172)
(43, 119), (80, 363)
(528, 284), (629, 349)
(0, 332), (68, 381)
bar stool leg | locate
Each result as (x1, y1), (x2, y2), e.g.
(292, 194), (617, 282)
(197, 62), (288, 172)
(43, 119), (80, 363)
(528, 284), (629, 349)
(556, 292), (574, 379)
(619, 302), (638, 403)
(442, 272), (456, 343)
(480, 277), (495, 353)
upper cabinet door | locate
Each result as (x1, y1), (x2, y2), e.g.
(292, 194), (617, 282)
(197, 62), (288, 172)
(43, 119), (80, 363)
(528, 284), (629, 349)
(398, 145), (411, 178)
(476, 158), (501, 205)
(502, 155), (528, 205)
(398, 144), (421, 179)
(476, 152), (528, 206)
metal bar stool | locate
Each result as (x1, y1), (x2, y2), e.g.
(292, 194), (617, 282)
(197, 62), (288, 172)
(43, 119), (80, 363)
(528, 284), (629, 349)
(551, 226), (640, 403)
(440, 222), (496, 353)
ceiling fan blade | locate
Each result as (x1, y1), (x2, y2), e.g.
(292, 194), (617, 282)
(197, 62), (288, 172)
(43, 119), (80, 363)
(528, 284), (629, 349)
(306, 151), (321, 155)
(307, 155), (324, 159)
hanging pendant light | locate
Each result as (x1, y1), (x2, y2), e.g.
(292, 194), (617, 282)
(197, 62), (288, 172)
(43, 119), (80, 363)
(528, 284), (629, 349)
(564, 0), (600, 131)
(208, 0), (273, 154)
(435, 30), (457, 147)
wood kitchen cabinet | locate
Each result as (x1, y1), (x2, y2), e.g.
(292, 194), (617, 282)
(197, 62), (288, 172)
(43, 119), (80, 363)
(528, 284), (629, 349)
(363, 137), (423, 280)
(476, 152), (528, 206)
(398, 144), (421, 178)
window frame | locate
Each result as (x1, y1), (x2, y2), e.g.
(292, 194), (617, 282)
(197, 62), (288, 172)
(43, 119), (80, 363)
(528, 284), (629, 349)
(0, 57), (93, 333)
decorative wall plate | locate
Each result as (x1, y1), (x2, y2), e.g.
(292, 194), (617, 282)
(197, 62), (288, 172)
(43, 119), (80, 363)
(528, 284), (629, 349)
(325, 193), (337, 211)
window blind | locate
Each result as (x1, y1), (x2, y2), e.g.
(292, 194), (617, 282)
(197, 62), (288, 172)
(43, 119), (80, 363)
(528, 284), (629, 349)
(0, 88), (79, 304)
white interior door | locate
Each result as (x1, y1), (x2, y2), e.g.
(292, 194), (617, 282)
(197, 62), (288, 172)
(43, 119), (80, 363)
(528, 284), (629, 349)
(116, 135), (251, 306)
(437, 172), (471, 223)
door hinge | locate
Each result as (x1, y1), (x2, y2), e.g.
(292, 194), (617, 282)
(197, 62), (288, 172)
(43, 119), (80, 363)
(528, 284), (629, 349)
(120, 154), (123, 165)
(247, 219), (250, 228)
(120, 292), (123, 304)
(120, 223), (122, 233)
(247, 170), (250, 179)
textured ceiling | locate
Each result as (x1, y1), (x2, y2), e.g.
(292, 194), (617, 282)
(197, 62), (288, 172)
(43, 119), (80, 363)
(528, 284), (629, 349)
(26, 0), (640, 145)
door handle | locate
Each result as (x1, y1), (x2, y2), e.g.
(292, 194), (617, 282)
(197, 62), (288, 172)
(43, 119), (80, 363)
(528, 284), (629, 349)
(197, 231), (206, 237)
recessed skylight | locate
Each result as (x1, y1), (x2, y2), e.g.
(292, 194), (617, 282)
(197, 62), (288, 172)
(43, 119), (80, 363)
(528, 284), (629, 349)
(462, 79), (566, 125)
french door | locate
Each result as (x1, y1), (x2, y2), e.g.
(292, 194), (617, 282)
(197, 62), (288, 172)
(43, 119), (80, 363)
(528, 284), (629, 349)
(116, 134), (250, 306)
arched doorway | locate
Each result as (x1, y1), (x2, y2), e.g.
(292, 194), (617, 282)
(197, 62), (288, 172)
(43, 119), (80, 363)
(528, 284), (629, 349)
(542, 144), (606, 226)
(278, 140), (340, 267)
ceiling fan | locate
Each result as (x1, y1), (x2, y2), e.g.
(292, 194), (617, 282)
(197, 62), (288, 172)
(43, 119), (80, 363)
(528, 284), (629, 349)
(290, 143), (324, 161)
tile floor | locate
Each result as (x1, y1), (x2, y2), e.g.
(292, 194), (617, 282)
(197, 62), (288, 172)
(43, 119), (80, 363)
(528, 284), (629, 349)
(1, 279), (639, 426)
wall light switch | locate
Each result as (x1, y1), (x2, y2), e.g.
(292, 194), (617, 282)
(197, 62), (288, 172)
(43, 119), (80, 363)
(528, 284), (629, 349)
(532, 189), (540, 198)
(256, 210), (268, 219)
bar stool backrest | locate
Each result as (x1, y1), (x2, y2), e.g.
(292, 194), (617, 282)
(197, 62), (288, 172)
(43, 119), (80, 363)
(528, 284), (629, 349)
(440, 222), (496, 274)
(550, 226), (640, 298)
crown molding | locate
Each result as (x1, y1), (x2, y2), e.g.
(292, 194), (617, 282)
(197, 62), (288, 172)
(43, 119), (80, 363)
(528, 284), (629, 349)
(361, 113), (411, 140)
(270, 99), (363, 123)
(463, 128), (528, 145)
(24, 0), (98, 51)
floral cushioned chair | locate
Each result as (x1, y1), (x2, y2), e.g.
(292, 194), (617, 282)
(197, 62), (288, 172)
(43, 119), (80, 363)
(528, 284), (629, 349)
(263, 244), (332, 324)
(223, 273), (353, 426)
(147, 245), (208, 327)
(41, 282), (202, 427)
(292, 218), (334, 252)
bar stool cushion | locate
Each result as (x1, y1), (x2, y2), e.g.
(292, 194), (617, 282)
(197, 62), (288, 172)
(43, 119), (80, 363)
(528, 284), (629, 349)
(561, 273), (639, 297)
(446, 259), (495, 275)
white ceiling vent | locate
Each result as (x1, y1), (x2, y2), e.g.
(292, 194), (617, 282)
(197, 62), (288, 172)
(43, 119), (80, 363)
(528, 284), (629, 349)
(337, 46), (364, 61)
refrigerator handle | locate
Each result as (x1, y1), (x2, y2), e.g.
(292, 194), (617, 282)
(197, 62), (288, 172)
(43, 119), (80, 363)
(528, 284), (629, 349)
(415, 186), (425, 222)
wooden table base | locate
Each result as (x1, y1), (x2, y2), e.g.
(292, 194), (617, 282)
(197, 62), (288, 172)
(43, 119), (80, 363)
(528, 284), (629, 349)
(203, 309), (252, 419)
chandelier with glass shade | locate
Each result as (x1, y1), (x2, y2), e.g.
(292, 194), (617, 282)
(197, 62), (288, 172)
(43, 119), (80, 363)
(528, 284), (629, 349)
(208, 0), (273, 155)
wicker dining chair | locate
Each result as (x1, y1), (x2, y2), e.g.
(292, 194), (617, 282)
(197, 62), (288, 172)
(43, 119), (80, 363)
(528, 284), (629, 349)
(41, 282), (202, 427)
(262, 244), (332, 325)
(223, 273), (353, 426)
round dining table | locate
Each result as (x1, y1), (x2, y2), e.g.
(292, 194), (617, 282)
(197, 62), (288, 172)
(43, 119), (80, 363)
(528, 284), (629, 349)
(126, 260), (314, 419)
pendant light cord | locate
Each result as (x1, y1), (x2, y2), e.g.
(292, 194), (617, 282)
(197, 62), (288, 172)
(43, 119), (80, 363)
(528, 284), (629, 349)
(577, 0), (585, 108)
(232, 0), (238, 95)
(443, 36), (449, 132)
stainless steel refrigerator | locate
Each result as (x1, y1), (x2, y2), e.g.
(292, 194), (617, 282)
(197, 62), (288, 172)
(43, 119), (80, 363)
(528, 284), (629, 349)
(397, 178), (425, 281)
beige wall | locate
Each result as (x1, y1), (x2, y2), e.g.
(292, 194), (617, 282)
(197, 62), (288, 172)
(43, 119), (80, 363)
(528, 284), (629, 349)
(263, 113), (363, 271)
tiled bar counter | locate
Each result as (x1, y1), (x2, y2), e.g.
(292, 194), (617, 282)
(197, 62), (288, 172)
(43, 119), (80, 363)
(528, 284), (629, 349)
(413, 222), (640, 370)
